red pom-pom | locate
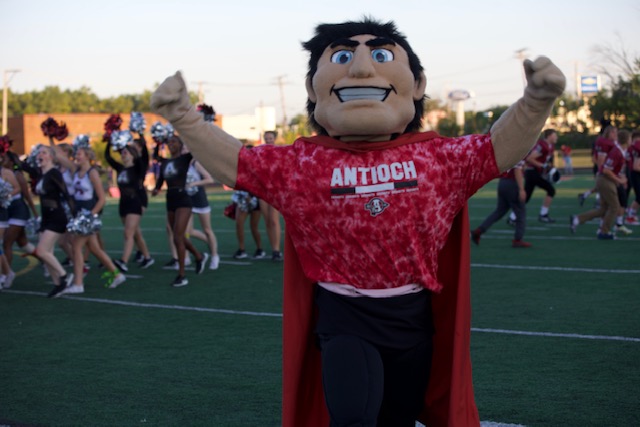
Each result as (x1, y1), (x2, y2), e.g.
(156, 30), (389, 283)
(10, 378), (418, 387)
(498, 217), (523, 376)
(41, 117), (59, 137)
(0, 135), (12, 154)
(104, 114), (122, 132)
(54, 122), (69, 141)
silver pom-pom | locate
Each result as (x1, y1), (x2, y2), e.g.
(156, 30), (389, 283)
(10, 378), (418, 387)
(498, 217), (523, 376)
(231, 191), (258, 212)
(129, 112), (146, 134)
(72, 134), (91, 153)
(150, 122), (174, 144)
(0, 178), (13, 208)
(26, 144), (44, 169)
(25, 216), (41, 239)
(67, 209), (102, 236)
(110, 130), (133, 151)
(185, 165), (200, 196)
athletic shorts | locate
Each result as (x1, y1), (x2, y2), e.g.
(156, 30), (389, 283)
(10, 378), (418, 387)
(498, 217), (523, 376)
(8, 197), (30, 226)
(166, 188), (192, 212)
(0, 207), (9, 228)
(138, 187), (149, 208)
(119, 197), (143, 217)
(40, 207), (68, 234)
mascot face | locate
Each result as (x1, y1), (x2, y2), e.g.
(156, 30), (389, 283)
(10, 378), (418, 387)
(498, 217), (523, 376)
(306, 34), (426, 141)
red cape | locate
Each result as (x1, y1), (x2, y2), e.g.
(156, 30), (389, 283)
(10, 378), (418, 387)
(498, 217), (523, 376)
(281, 132), (479, 426)
(282, 206), (479, 426)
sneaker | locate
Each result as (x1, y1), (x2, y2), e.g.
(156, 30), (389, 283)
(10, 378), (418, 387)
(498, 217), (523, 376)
(134, 250), (144, 263)
(164, 258), (179, 270)
(172, 275), (189, 287)
(253, 249), (267, 259)
(272, 251), (283, 262)
(569, 215), (577, 234)
(233, 250), (248, 259)
(139, 257), (155, 269)
(196, 253), (209, 275)
(3, 270), (16, 289)
(506, 217), (516, 227)
(61, 257), (73, 268)
(539, 214), (556, 223)
(62, 284), (84, 295)
(615, 225), (633, 235)
(597, 232), (616, 240)
(578, 193), (586, 207)
(63, 273), (75, 288)
(112, 258), (128, 273)
(109, 273), (127, 289)
(471, 229), (482, 246)
(82, 265), (90, 278)
(47, 284), (67, 298)
(0, 275), (6, 289)
(625, 216), (640, 225)
(512, 239), (532, 248)
(209, 254), (220, 270)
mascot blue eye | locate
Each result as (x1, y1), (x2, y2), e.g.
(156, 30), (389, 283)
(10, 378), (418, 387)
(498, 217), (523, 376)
(371, 48), (393, 63)
(331, 50), (353, 64)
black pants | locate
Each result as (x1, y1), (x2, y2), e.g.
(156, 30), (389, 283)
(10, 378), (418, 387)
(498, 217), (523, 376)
(315, 287), (433, 427)
(479, 178), (526, 240)
(524, 169), (555, 202)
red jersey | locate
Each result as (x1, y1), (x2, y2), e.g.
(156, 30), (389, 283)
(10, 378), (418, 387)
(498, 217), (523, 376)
(603, 144), (626, 177)
(526, 139), (553, 172)
(630, 140), (640, 171)
(500, 160), (524, 180)
(236, 132), (499, 292)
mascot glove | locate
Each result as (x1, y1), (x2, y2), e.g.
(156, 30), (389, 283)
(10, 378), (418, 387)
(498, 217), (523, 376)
(523, 57), (566, 110)
(150, 71), (192, 122)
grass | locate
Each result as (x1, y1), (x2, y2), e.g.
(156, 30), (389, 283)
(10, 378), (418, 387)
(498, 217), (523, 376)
(1, 174), (639, 426)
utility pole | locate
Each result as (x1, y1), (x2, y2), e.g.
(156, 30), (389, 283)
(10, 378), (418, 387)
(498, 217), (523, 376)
(191, 81), (210, 104)
(2, 69), (21, 135)
(514, 48), (529, 88)
(274, 75), (287, 131)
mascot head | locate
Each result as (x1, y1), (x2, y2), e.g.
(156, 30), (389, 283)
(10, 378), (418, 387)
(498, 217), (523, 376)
(303, 17), (427, 140)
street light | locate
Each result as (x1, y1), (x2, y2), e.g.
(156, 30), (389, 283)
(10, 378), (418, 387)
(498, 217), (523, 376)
(2, 69), (21, 135)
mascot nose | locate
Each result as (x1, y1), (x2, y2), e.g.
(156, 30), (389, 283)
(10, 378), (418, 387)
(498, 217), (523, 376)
(348, 48), (376, 79)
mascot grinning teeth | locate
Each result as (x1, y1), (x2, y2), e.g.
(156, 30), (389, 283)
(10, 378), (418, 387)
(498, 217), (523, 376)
(151, 16), (566, 427)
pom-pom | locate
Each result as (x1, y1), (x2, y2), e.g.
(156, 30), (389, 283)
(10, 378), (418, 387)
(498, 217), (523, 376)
(103, 114), (123, 142)
(231, 191), (258, 212)
(185, 165), (200, 196)
(66, 209), (102, 236)
(26, 144), (44, 169)
(129, 112), (146, 134)
(150, 121), (174, 143)
(0, 134), (12, 154)
(0, 178), (14, 208)
(25, 216), (42, 239)
(54, 122), (69, 141)
(197, 103), (216, 122)
(40, 118), (59, 137)
(110, 130), (133, 151)
(72, 134), (91, 153)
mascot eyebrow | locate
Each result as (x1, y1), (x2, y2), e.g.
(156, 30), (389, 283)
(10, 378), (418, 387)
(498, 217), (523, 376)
(329, 37), (397, 49)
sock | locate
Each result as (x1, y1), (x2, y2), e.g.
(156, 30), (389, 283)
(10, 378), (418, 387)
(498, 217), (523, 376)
(540, 206), (549, 216)
(572, 216), (580, 226)
(584, 190), (592, 197)
(616, 216), (623, 226)
(509, 212), (516, 221)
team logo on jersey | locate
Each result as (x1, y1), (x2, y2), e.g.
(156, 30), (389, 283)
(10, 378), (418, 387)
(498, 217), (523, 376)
(364, 197), (389, 217)
(164, 162), (177, 178)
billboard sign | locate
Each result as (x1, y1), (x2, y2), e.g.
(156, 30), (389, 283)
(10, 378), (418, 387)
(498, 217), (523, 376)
(580, 75), (600, 95)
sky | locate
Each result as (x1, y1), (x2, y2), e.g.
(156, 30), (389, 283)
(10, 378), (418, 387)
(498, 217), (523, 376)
(2, 0), (639, 124)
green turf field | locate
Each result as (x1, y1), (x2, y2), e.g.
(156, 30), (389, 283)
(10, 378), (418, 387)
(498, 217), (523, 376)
(1, 174), (638, 426)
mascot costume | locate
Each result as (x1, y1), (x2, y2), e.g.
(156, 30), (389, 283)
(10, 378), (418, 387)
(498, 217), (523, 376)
(151, 17), (565, 427)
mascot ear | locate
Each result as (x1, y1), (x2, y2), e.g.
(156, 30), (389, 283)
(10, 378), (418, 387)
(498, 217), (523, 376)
(414, 71), (427, 101)
(306, 76), (317, 103)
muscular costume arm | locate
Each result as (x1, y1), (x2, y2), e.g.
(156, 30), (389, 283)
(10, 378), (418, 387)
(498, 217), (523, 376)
(490, 57), (566, 172)
(150, 72), (242, 187)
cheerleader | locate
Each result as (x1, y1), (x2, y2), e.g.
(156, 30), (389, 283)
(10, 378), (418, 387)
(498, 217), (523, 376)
(105, 138), (154, 271)
(0, 149), (39, 289)
(152, 134), (208, 287)
(0, 150), (21, 288)
(33, 146), (75, 298)
(54, 145), (126, 295)
(186, 160), (219, 270)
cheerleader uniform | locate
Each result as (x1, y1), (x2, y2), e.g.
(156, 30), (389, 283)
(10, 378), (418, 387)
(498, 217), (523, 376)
(105, 144), (147, 217)
(134, 137), (150, 209)
(187, 164), (211, 214)
(154, 152), (193, 212)
(72, 168), (99, 213)
(36, 168), (74, 234)
(0, 177), (10, 230)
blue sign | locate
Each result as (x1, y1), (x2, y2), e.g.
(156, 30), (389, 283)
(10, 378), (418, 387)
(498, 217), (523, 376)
(580, 76), (599, 94)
